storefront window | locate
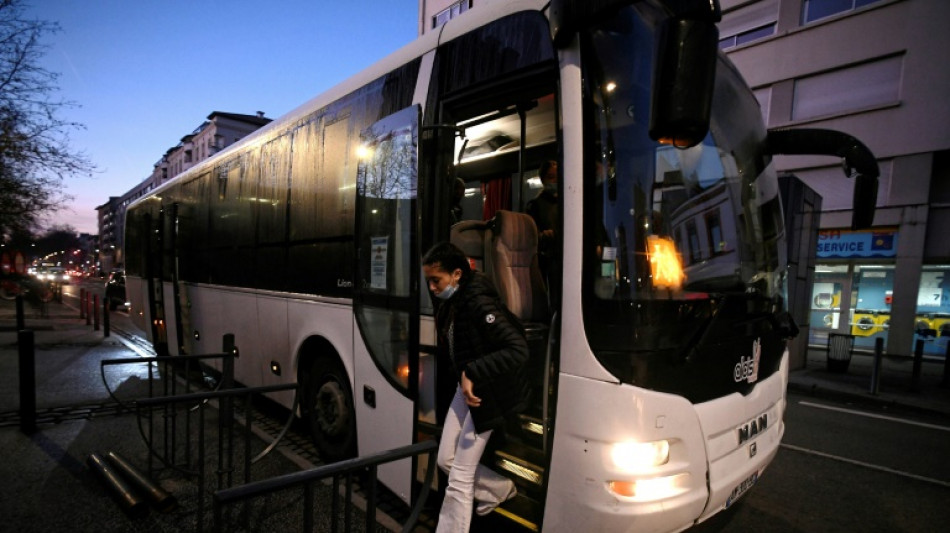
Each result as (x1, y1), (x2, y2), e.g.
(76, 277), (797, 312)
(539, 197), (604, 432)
(850, 265), (893, 351)
(811, 228), (900, 351)
(913, 266), (950, 357)
(809, 264), (849, 345)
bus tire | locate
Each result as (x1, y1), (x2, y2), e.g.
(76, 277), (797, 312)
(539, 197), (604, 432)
(303, 355), (357, 462)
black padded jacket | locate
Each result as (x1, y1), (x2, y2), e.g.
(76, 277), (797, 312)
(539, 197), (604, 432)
(435, 271), (530, 433)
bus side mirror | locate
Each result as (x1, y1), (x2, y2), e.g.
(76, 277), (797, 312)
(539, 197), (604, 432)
(766, 128), (880, 230)
(648, 17), (719, 148)
(549, 0), (722, 148)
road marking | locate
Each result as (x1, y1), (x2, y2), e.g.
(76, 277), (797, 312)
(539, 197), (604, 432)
(780, 443), (950, 489)
(798, 400), (950, 432)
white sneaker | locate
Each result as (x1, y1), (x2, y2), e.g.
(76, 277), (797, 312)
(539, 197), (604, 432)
(475, 481), (517, 516)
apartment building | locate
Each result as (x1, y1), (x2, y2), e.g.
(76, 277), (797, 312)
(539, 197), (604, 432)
(720, 0), (950, 359)
(96, 111), (271, 273)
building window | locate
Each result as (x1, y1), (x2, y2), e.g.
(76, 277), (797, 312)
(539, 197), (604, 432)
(685, 219), (701, 264)
(791, 55), (902, 121)
(433, 0), (472, 30)
(705, 209), (724, 256)
(719, 0), (778, 49)
(913, 266), (950, 356)
(802, 0), (883, 25)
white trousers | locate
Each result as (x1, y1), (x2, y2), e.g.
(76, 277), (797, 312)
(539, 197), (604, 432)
(436, 386), (513, 532)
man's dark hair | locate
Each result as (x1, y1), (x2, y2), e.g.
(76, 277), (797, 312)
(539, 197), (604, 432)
(423, 242), (472, 275)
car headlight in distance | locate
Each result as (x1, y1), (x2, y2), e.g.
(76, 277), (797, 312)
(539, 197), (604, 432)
(611, 440), (670, 472)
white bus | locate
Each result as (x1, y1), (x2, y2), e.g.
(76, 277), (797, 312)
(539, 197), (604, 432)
(124, 0), (878, 530)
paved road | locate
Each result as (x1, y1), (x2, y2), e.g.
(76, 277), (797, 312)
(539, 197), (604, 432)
(692, 391), (950, 532)
(9, 283), (949, 532)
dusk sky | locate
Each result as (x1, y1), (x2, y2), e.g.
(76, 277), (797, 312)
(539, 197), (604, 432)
(26, 0), (418, 234)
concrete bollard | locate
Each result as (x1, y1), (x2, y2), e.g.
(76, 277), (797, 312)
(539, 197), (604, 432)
(18, 330), (36, 434)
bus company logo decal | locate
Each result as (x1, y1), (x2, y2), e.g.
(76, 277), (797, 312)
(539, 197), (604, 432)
(733, 338), (762, 383)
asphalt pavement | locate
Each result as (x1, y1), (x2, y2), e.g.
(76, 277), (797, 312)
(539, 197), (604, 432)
(2, 292), (949, 532)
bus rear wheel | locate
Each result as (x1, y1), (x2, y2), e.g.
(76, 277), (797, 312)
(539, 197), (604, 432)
(303, 355), (357, 463)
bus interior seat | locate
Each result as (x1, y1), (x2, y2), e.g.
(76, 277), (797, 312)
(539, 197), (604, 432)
(485, 210), (550, 326)
(449, 220), (488, 272)
(485, 210), (550, 436)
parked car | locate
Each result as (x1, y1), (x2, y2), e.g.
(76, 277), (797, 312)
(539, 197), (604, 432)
(104, 271), (127, 311)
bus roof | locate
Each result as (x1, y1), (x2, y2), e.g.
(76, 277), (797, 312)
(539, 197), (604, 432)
(133, 0), (549, 208)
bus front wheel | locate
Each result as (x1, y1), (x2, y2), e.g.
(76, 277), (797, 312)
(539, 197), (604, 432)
(303, 355), (357, 462)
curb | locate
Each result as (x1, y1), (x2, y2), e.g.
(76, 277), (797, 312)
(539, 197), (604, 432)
(787, 380), (950, 420)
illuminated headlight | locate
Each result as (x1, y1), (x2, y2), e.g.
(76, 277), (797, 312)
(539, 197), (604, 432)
(608, 473), (690, 500)
(610, 440), (670, 471)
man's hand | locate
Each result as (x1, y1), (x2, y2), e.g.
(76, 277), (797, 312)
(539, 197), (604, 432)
(461, 371), (481, 407)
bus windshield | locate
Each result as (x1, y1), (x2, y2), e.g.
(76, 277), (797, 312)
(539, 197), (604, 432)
(581, 5), (787, 403)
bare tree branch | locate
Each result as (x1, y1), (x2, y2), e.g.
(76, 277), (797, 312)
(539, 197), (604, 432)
(1, 0), (94, 238)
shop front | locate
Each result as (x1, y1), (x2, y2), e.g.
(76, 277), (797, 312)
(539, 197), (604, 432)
(808, 228), (950, 358)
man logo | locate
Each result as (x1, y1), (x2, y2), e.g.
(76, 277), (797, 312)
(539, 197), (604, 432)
(738, 414), (768, 445)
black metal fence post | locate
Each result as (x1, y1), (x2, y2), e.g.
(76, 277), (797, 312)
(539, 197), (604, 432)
(220, 334), (236, 494)
(18, 329), (36, 434)
(869, 337), (884, 394)
(103, 298), (110, 337)
(942, 340), (950, 388)
(911, 339), (924, 392)
(93, 294), (100, 331)
(15, 294), (25, 331)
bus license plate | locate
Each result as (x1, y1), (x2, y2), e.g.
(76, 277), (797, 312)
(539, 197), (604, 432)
(725, 471), (759, 509)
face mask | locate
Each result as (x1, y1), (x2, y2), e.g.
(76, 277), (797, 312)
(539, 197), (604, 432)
(543, 181), (557, 194)
(435, 282), (458, 300)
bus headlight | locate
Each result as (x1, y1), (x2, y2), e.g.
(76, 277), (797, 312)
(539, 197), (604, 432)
(610, 440), (670, 471)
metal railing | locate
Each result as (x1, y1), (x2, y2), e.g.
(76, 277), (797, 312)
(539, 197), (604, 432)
(213, 439), (439, 533)
(100, 334), (301, 532)
(100, 345), (236, 474)
(136, 383), (299, 531)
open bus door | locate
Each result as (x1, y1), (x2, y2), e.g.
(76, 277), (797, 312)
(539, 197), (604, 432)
(353, 106), (422, 504)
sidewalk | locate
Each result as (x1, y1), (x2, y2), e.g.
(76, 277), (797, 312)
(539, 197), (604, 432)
(788, 345), (950, 419)
(0, 294), (379, 533)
